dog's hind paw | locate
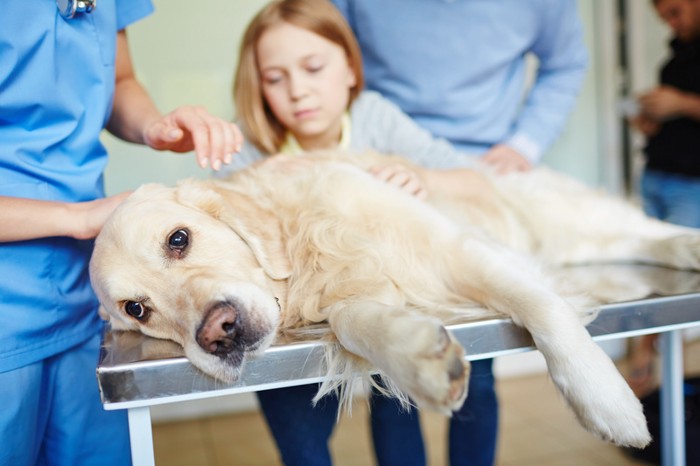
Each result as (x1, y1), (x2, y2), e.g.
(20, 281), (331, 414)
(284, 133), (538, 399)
(548, 342), (651, 448)
(572, 385), (651, 448)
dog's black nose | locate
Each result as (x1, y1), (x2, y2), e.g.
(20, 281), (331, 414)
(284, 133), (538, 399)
(196, 302), (240, 357)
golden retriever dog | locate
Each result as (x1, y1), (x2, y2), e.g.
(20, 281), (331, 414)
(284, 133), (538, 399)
(90, 151), (700, 448)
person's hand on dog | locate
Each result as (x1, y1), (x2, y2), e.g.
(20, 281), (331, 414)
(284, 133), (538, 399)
(70, 192), (133, 240)
(482, 144), (532, 174)
(0, 191), (132, 242)
(369, 163), (428, 200)
(143, 105), (244, 172)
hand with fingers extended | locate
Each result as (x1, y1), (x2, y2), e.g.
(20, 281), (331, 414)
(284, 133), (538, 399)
(143, 105), (244, 171)
(368, 163), (428, 200)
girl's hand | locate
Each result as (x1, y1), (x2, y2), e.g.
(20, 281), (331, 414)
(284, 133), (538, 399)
(368, 164), (428, 200)
(143, 106), (244, 171)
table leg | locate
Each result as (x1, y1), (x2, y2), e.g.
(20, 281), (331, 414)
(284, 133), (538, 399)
(128, 407), (156, 466)
(659, 330), (685, 466)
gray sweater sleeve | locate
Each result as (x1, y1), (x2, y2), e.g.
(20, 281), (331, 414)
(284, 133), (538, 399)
(349, 91), (478, 169)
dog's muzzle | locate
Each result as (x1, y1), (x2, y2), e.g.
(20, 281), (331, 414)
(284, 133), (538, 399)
(196, 301), (241, 358)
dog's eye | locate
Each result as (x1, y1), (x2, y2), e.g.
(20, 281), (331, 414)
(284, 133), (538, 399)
(125, 301), (146, 320)
(168, 229), (189, 251)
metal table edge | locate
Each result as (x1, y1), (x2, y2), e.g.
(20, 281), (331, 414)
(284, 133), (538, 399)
(97, 292), (700, 410)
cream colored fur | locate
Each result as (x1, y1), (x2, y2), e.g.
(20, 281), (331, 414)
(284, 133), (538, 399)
(90, 151), (700, 448)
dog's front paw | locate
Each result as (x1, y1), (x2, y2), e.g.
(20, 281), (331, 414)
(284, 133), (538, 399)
(384, 322), (470, 415)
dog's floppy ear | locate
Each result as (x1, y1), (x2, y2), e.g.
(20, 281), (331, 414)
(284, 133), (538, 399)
(175, 179), (291, 280)
(98, 305), (111, 321)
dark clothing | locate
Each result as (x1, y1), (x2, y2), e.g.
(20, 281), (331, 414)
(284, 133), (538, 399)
(257, 359), (497, 466)
(645, 38), (700, 178)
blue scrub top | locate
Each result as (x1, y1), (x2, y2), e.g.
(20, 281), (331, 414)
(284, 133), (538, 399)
(0, 0), (154, 373)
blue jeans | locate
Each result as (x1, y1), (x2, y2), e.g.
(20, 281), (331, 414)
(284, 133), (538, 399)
(641, 169), (700, 227)
(449, 359), (498, 466)
(258, 359), (497, 466)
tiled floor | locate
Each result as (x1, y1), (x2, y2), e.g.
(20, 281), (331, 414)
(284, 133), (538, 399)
(152, 339), (699, 465)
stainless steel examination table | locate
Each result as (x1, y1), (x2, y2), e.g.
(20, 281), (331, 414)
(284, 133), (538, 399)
(96, 264), (700, 466)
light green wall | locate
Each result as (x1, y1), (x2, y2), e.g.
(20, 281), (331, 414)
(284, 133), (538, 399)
(541, 1), (599, 183)
(104, 0), (614, 194)
(636, 3), (671, 91)
(102, 0), (268, 195)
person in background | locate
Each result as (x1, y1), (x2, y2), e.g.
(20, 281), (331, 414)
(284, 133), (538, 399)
(220, 1), (494, 464)
(0, 2), (242, 465)
(329, 1), (588, 464)
(626, 0), (700, 398)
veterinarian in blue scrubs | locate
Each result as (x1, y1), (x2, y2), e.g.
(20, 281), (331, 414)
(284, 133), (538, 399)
(330, 1), (588, 464)
(0, 2), (241, 464)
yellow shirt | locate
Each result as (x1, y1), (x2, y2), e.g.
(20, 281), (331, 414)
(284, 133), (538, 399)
(280, 113), (352, 155)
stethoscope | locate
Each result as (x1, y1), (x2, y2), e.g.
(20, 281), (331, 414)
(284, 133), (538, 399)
(56, 0), (96, 19)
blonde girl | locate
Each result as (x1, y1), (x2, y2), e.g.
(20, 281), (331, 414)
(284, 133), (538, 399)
(222, 1), (480, 465)
(221, 0), (475, 189)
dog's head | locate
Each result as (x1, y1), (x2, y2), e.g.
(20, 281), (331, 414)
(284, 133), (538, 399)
(89, 179), (291, 382)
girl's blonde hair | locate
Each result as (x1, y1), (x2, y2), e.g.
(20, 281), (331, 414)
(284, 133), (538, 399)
(234, 0), (365, 154)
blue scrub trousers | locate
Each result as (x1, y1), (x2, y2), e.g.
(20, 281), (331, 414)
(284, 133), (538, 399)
(0, 334), (131, 466)
(258, 359), (497, 466)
